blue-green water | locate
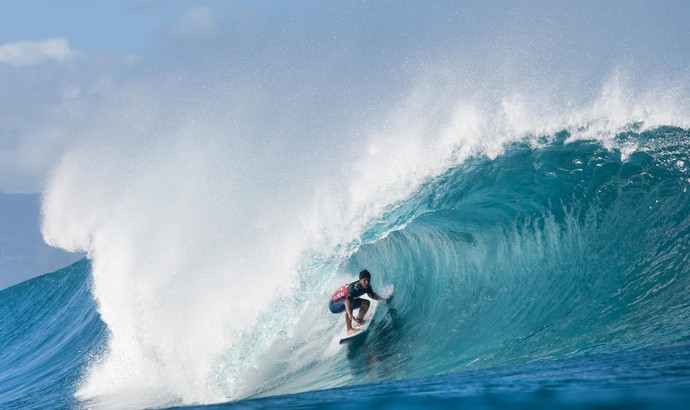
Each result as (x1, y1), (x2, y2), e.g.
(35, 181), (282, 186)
(2, 128), (690, 409)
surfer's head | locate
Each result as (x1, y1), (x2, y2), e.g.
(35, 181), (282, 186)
(359, 270), (371, 287)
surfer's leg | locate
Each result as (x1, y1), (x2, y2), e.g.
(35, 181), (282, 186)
(356, 299), (370, 321)
(345, 314), (356, 333)
(346, 299), (364, 333)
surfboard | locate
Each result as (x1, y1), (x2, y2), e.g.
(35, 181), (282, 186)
(339, 298), (378, 344)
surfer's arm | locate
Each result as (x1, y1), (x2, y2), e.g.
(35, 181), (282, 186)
(367, 289), (387, 302)
(344, 298), (355, 320)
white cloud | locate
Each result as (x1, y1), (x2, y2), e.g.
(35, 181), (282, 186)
(0, 38), (75, 68)
(171, 7), (217, 39)
(0, 44), (120, 193)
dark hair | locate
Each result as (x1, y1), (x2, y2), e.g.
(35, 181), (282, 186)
(359, 270), (371, 280)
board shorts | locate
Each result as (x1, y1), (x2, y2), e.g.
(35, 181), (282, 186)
(329, 298), (363, 314)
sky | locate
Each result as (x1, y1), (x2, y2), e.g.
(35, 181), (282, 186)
(0, 0), (216, 54)
(0, 0), (236, 192)
(1, 0), (689, 193)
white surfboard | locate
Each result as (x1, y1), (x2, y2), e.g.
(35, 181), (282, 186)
(339, 298), (379, 344)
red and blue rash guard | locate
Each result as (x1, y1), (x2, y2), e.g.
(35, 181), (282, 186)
(331, 282), (350, 303)
(331, 280), (380, 303)
(329, 280), (379, 314)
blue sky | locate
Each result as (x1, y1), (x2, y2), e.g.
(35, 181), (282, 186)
(1, 1), (689, 193)
(0, 1), (219, 53)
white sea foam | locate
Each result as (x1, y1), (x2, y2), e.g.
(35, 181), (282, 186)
(42, 80), (324, 404)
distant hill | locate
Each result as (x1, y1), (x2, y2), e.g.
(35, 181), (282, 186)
(0, 192), (83, 290)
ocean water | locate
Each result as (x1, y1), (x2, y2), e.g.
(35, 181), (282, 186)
(2, 126), (690, 409)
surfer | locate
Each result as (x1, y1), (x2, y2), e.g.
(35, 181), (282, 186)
(329, 269), (388, 335)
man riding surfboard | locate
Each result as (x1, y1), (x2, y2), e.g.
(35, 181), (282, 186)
(329, 270), (388, 335)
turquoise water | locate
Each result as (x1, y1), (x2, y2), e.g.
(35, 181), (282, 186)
(0, 259), (104, 409)
(2, 127), (690, 408)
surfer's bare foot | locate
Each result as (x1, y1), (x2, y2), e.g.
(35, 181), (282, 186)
(347, 328), (360, 335)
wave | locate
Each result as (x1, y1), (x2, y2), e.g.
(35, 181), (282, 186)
(242, 126), (690, 398)
(4, 123), (685, 408)
(29, 47), (690, 406)
(348, 127), (690, 367)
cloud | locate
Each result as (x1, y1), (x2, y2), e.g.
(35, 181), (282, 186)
(0, 43), (123, 193)
(0, 38), (75, 68)
(170, 7), (217, 39)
